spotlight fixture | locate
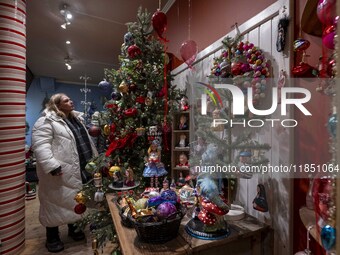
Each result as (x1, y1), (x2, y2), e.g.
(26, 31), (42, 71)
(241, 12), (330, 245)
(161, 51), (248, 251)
(60, 4), (72, 29)
(64, 56), (72, 70)
(66, 40), (71, 44)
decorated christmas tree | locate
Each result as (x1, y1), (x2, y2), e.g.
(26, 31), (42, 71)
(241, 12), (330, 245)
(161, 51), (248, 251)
(74, 7), (182, 249)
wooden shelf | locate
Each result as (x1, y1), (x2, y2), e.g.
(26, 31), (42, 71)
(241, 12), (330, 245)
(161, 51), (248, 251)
(173, 130), (189, 133)
(171, 111), (191, 181)
(299, 207), (322, 247)
(173, 147), (190, 152)
(173, 167), (190, 171)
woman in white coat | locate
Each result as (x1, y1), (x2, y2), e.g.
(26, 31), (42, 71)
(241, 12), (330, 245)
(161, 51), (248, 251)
(32, 93), (98, 253)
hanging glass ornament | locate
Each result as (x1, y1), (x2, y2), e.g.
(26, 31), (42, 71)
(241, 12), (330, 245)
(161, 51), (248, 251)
(94, 189), (105, 202)
(93, 172), (102, 188)
(327, 113), (337, 138)
(321, 225), (336, 251)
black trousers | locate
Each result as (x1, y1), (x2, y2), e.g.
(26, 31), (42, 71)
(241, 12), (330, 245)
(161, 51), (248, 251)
(46, 224), (76, 241)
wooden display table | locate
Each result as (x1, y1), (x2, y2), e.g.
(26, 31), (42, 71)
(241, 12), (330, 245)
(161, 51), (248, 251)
(106, 194), (272, 255)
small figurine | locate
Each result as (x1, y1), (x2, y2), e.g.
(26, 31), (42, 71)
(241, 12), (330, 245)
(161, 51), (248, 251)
(176, 153), (189, 168)
(111, 167), (124, 188)
(170, 179), (176, 190)
(177, 172), (186, 187)
(180, 96), (189, 111)
(177, 134), (188, 148)
(211, 108), (224, 132)
(160, 178), (170, 193)
(253, 184), (268, 212)
(193, 136), (206, 157)
(124, 166), (135, 187)
(143, 140), (167, 188)
(178, 114), (188, 130)
(147, 125), (162, 144)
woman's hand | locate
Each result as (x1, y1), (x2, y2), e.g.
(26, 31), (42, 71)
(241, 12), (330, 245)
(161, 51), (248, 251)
(50, 166), (63, 176)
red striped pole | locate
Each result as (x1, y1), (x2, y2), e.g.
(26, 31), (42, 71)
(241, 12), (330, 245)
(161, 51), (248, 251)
(0, 0), (26, 254)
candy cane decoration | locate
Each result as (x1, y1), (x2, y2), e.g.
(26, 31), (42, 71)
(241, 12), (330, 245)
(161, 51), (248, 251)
(0, 1), (26, 254)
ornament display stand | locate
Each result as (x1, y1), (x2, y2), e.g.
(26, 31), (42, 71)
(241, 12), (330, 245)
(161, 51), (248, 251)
(79, 75), (92, 124)
(299, 207), (321, 247)
(108, 181), (140, 191)
(185, 218), (230, 240)
(224, 204), (245, 221)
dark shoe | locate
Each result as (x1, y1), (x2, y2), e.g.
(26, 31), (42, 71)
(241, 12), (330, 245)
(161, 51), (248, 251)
(45, 239), (64, 253)
(68, 224), (85, 241)
(68, 229), (85, 241)
(46, 226), (64, 252)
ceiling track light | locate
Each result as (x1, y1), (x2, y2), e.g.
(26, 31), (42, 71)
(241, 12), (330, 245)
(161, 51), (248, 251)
(64, 56), (72, 70)
(60, 4), (72, 29)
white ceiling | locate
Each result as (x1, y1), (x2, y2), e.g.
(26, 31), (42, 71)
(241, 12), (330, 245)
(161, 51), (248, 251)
(26, 0), (174, 85)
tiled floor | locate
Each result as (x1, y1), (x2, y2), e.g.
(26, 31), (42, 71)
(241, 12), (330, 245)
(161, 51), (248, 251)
(21, 185), (115, 255)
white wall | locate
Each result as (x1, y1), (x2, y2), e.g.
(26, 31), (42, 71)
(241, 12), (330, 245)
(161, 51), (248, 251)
(171, 1), (292, 254)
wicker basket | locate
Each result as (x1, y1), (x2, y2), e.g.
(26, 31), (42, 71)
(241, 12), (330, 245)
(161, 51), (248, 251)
(129, 209), (184, 243)
(118, 205), (134, 228)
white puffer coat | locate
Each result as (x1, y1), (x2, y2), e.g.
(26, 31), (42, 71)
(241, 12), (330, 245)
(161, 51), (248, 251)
(31, 110), (98, 227)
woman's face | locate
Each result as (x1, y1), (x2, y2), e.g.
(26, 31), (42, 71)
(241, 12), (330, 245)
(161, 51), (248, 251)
(58, 95), (74, 114)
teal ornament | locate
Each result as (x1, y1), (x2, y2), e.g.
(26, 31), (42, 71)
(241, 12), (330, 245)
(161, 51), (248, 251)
(321, 225), (336, 251)
(328, 114), (337, 138)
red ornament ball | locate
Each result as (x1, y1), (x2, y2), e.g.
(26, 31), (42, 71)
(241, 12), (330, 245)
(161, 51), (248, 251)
(128, 45), (142, 58)
(89, 125), (101, 137)
(74, 203), (86, 214)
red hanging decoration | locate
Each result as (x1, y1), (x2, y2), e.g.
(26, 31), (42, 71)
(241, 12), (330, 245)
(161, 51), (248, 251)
(180, 40), (198, 68)
(152, 10), (167, 41)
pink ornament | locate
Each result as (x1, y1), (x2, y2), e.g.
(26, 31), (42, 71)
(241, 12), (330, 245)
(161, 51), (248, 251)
(317, 0), (337, 25)
(180, 40), (198, 68)
(322, 25), (336, 49)
(152, 10), (167, 40)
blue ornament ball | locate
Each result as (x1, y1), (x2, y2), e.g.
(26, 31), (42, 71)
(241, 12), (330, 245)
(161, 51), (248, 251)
(160, 189), (177, 203)
(147, 196), (164, 208)
(111, 91), (122, 101)
(321, 225), (336, 251)
(124, 32), (134, 46)
(328, 114), (337, 138)
(98, 80), (111, 93)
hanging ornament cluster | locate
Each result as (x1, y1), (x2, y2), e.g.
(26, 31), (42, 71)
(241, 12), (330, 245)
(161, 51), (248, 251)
(292, 38), (318, 78)
(210, 40), (270, 105)
(74, 191), (87, 214)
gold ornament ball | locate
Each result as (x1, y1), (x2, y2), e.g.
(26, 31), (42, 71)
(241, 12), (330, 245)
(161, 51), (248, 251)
(109, 165), (121, 177)
(119, 81), (129, 94)
(74, 192), (86, 204)
(103, 124), (110, 136)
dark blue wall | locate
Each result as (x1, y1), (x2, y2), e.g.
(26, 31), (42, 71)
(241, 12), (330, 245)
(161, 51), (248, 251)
(26, 77), (110, 146)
